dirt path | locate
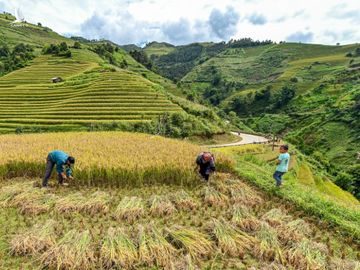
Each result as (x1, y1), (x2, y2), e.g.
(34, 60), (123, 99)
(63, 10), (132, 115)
(206, 132), (269, 148)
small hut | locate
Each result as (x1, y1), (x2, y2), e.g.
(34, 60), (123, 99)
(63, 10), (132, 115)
(51, 77), (63, 83)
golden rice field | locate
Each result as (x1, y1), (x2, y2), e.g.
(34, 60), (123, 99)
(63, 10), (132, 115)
(0, 175), (359, 270)
(0, 131), (233, 187)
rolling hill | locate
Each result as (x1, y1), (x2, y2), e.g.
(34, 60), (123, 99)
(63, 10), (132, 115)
(0, 13), (223, 136)
(146, 40), (360, 198)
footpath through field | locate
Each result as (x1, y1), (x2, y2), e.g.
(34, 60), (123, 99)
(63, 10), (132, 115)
(206, 132), (269, 148)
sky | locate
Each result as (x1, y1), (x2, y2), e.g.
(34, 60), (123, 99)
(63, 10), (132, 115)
(0, 0), (359, 46)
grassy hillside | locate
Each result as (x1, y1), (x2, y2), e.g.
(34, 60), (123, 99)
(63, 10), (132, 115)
(0, 13), (68, 47)
(151, 41), (360, 197)
(0, 15), (227, 137)
(0, 132), (359, 269)
(143, 42), (175, 57)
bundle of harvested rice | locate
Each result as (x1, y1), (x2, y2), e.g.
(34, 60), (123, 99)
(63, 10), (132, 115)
(41, 229), (96, 270)
(211, 218), (254, 257)
(261, 208), (291, 227)
(55, 192), (86, 214)
(171, 190), (197, 210)
(55, 191), (110, 215)
(101, 227), (138, 269)
(284, 239), (328, 270)
(257, 262), (288, 270)
(11, 189), (56, 215)
(231, 204), (260, 232)
(329, 258), (360, 270)
(202, 186), (229, 207)
(10, 219), (56, 256)
(149, 195), (176, 216)
(0, 183), (31, 207)
(138, 225), (152, 266)
(229, 187), (263, 207)
(114, 196), (144, 223)
(82, 191), (111, 215)
(138, 224), (178, 269)
(277, 219), (312, 245)
(166, 226), (213, 260)
(254, 222), (284, 263)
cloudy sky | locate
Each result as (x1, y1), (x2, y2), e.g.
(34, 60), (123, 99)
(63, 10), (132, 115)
(0, 0), (359, 46)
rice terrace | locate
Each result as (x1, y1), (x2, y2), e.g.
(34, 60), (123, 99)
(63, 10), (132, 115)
(0, 1), (360, 270)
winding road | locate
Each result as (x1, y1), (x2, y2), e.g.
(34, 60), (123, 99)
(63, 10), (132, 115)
(206, 132), (269, 148)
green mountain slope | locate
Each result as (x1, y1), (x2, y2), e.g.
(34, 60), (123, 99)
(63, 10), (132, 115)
(148, 41), (360, 197)
(0, 15), (224, 136)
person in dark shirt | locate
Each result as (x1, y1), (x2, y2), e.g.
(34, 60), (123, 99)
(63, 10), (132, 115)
(195, 152), (215, 182)
(42, 150), (75, 187)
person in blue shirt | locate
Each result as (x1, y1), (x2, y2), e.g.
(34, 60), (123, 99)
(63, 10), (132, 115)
(42, 150), (75, 187)
(273, 145), (290, 187)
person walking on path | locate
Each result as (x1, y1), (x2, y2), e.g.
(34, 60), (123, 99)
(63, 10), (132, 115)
(195, 152), (215, 182)
(272, 145), (290, 187)
(42, 150), (75, 187)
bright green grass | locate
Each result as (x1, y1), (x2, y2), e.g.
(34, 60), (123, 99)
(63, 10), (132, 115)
(218, 144), (360, 242)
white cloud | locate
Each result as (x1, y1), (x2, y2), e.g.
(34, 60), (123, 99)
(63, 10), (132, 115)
(0, 0), (359, 45)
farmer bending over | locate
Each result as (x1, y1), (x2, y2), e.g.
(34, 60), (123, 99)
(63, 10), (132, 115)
(195, 152), (215, 182)
(42, 150), (75, 187)
(272, 145), (290, 187)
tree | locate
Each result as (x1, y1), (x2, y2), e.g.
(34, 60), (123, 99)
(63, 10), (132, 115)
(335, 172), (354, 192)
(129, 50), (153, 70)
(59, 42), (68, 51)
(274, 85), (296, 109)
(73, 41), (81, 49)
(0, 45), (10, 57)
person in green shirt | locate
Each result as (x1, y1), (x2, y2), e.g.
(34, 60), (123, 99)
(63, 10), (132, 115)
(42, 150), (75, 187)
(273, 145), (290, 187)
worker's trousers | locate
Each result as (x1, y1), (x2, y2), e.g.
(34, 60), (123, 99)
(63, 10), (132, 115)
(273, 171), (285, 186)
(42, 154), (64, 187)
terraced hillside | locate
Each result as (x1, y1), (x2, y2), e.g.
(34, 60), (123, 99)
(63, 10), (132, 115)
(0, 52), (182, 133)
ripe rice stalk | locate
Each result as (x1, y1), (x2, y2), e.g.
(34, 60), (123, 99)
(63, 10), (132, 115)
(41, 229), (96, 270)
(261, 208), (291, 227)
(10, 189), (56, 215)
(231, 204), (260, 232)
(10, 219), (56, 256)
(202, 186), (229, 207)
(138, 224), (178, 269)
(166, 226), (213, 261)
(254, 222), (285, 263)
(211, 218), (254, 257)
(100, 227), (138, 269)
(149, 195), (176, 217)
(171, 190), (197, 211)
(284, 239), (328, 270)
(114, 196), (144, 223)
